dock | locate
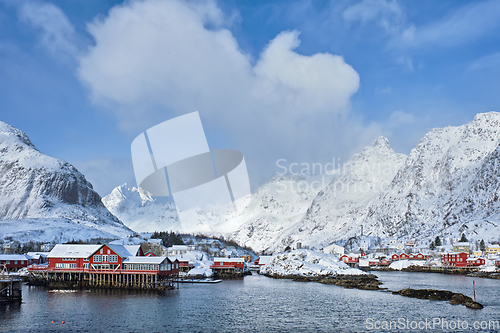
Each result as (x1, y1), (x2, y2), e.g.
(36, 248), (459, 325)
(0, 275), (22, 303)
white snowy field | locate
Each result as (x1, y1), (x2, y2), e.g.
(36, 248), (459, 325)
(260, 249), (366, 277)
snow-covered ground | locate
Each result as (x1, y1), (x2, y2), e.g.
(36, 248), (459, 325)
(260, 249), (366, 277)
(389, 260), (426, 270)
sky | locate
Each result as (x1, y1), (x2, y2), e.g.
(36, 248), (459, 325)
(1, 0), (499, 196)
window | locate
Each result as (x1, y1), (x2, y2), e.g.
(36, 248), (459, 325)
(110, 255), (118, 263)
(107, 249), (110, 254)
(100, 249), (103, 254)
(102, 255), (109, 262)
(6, 261), (9, 264)
(93, 255), (101, 262)
(83, 263), (89, 269)
(56, 263), (63, 268)
(20, 261), (24, 264)
(14, 261), (17, 264)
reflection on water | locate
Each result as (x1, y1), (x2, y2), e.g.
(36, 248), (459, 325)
(0, 273), (499, 332)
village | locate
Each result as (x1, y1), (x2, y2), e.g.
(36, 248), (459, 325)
(2, 233), (500, 303)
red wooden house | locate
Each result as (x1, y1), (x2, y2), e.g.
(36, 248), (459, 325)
(39, 244), (178, 275)
(122, 256), (179, 275)
(390, 254), (400, 261)
(211, 258), (245, 273)
(495, 259), (500, 267)
(0, 254), (32, 271)
(413, 253), (429, 260)
(466, 257), (485, 267)
(441, 252), (469, 267)
(254, 256), (272, 266)
(379, 258), (391, 266)
(399, 253), (409, 260)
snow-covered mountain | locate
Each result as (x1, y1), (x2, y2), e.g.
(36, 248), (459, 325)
(260, 137), (407, 252)
(102, 184), (179, 233)
(103, 112), (500, 252)
(0, 121), (132, 243)
(363, 112), (500, 243)
(104, 174), (329, 238)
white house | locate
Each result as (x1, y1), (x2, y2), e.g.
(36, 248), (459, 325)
(322, 243), (345, 256)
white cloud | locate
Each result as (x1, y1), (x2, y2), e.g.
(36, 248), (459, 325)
(411, 0), (500, 49)
(78, 0), (359, 128)
(343, 0), (408, 36)
(18, 0), (77, 59)
(76, 0), (384, 188)
(467, 51), (500, 72)
(396, 55), (413, 71)
(388, 110), (415, 128)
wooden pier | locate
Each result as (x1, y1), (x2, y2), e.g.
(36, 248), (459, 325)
(0, 275), (22, 303)
(28, 270), (177, 290)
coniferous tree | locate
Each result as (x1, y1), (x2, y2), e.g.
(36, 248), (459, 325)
(459, 233), (468, 242)
(434, 236), (442, 247)
(480, 239), (486, 252)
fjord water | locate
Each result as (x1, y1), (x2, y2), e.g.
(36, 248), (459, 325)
(1, 273), (499, 332)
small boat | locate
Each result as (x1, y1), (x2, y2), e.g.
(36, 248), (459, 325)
(175, 278), (222, 284)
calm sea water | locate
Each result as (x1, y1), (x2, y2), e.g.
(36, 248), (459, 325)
(1, 272), (499, 332)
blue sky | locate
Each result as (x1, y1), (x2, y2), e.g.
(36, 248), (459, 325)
(1, 0), (499, 196)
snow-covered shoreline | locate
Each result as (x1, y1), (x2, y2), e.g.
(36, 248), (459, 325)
(259, 250), (382, 290)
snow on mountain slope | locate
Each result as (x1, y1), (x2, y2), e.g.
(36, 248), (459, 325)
(439, 140), (500, 243)
(104, 174), (331, 243)
(0, 121), (132, 243)
(102, 184), (179, 232)
(102, 112), (500, 251)
(226, 174), (333, 252)
(263, 137), (406, 252)
(364, 112), (500, 241)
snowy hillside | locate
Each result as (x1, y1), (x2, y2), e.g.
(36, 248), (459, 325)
(0, 121), (132, 243)
(267, 137), (406, 252)
(102, 184), (179, 232)
(102, 112), (500, 252)
(104, 174), (329, 241)
(364, 112), (500, 243)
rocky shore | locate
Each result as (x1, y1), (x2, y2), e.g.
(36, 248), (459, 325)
(263, 273), (383, 290)
(392, 288), (483, 309)
(467, 271), (500, 279)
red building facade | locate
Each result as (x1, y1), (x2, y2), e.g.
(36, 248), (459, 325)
(441, 252), (469, 267)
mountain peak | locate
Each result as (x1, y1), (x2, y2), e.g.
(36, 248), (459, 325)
(371, 136), (391, 149)
(0, 121), (35, 148)
(472, 111), (500, 125)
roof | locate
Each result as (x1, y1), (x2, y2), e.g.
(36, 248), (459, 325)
(124, 245), (141, 256)
(0, 254), (28, 261)
(258, 256), (272, 265)
(48, 244), (102, 259)
(123, 257), (168, 264)
(107, 244), (135, 258)
(26, 252), (49, 257)
(455, 242), (470, 246)
(489, 244), (500, 248)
